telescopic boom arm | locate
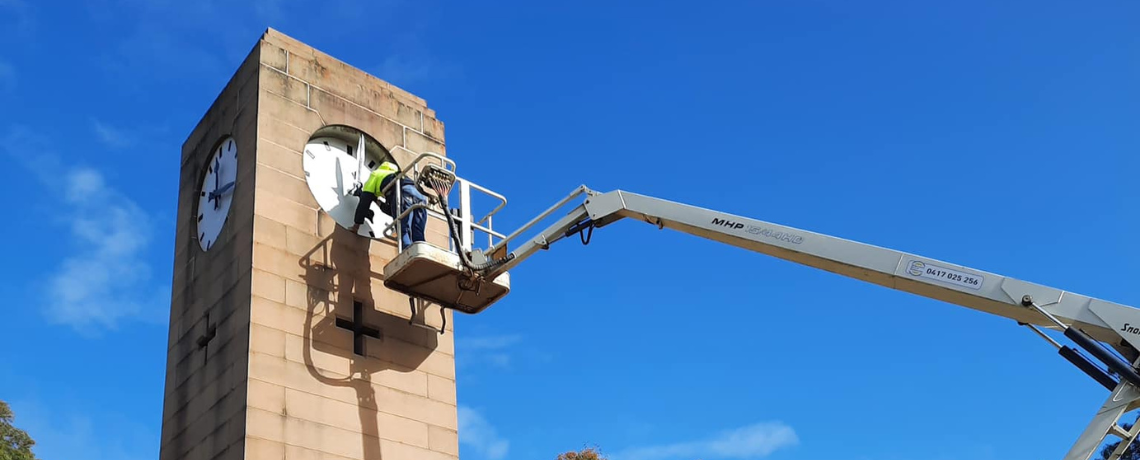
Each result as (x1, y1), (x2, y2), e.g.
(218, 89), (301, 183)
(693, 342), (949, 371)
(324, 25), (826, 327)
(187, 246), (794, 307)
(483, 187), (1136, 353)
(464, 186), (1140, 460)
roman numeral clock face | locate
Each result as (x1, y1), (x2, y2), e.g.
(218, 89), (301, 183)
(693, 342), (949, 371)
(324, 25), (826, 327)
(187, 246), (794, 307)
(197, 136), (238, 251)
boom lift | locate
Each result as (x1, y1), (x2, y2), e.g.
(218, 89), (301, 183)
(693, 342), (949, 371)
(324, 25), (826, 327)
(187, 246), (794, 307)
(373, 154), (1140, 460)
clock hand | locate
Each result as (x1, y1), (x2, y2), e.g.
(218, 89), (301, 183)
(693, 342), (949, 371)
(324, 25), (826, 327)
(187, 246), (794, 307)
(214, 157), (221, 210)
(209, 181), (236, 200)
(334, 157), (345, 195)
(356, 133), (365, 189)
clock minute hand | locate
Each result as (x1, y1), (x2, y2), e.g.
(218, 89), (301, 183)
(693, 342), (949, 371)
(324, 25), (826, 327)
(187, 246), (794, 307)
(209, 181), (236, 200)
(213, 157), (221, 210)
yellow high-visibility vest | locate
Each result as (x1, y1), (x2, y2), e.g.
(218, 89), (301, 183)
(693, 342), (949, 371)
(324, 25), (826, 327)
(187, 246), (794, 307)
(362, 162), (399, 195)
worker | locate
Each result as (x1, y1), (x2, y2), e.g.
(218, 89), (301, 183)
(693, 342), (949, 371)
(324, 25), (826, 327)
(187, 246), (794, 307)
(350, 161), (427, 247)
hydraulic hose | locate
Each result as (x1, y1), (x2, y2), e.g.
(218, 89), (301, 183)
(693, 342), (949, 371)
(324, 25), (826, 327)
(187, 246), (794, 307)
(436, 192), (514, 273)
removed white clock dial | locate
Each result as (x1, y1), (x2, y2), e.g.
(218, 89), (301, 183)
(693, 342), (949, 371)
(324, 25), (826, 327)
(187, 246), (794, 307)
(302, 134), (393, 237)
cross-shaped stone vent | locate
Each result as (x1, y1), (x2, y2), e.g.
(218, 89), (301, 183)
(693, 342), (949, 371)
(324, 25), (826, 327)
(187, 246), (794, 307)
(335, 301), (381, 356)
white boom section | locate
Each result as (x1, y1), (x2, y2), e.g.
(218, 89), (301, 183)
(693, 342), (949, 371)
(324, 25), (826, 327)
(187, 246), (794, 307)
(465, 187), (1140, 460)
(486, 189), (1140, 353)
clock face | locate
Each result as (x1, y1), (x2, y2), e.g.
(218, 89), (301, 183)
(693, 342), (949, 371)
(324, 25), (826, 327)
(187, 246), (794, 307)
(197, 136), (238, 251)
(302, 134), (393, 238)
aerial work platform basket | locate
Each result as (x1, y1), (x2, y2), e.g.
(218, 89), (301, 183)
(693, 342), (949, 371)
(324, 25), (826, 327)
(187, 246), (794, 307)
(375, 153), (514, 315)
(382, 242), (511, 315)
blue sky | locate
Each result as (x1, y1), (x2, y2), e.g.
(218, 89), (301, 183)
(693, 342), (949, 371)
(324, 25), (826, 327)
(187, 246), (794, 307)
(2, 1), (1139, 459)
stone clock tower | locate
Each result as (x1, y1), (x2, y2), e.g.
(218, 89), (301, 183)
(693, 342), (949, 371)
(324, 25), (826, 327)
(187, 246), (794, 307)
(159, 29), (459, 460)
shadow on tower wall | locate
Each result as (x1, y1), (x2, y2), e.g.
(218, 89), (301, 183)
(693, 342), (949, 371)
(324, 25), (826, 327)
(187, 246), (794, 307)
(299, 225), (438, 459)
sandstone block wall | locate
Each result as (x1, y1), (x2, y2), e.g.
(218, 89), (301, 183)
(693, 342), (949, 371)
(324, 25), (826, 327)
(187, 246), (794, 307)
(160, 34), (262, 460)
(161, 28), (460, 460)
(243, 29), (459, 460)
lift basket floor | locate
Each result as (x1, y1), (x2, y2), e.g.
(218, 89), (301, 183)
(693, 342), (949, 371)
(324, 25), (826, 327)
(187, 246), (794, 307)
(382, 242), (511, 314)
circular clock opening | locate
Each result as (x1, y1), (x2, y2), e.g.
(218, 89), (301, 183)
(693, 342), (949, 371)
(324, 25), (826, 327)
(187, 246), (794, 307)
(302, 125), (398, 238)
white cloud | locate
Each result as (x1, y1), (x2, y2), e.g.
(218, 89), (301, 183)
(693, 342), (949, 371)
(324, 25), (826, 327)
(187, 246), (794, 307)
(457, 334), (522, 370)
(45, 166), (168, 333)
(458, 334), (522, 350)
(92, 120), (135, 149)
(612, 422), (799, 460)
(3, 127), (168, 334)
(458, 405), (510, 460)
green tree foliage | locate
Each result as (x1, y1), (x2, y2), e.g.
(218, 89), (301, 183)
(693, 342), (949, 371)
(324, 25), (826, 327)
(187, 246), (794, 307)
(1099, 415), (1140, 460)
(555, 446), (706, 460)
(1099, 433), (1139, 460)
(0, 400), (38, 460)
(557, 447), (608, 460)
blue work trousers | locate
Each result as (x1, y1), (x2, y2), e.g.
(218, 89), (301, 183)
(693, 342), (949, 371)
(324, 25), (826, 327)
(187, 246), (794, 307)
(389, 183), (427, 247)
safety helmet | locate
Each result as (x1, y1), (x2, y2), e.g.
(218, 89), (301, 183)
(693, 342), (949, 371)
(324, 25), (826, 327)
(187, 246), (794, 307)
(377, 161), (399, 174)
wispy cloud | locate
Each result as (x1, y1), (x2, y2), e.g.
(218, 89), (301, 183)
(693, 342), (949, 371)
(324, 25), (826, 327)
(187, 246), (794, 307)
(6, 397), (155, 460)
(95, 0), (412, 84)
(367, 11), (461, 90)
(92, 120), (134, 149)
(251, 0), (298, 25)
(0, 59), (14, 92)
(612, 422), (799, 460)
(374, 54), (461, 87)
(0, 0), (36, 38)
(3, 126), (168, 334)
(48, 167), (167, 332)
(103, 20), (229, 82)
(458, 405), (509, 460)
(457, 334), (522, 370)
(89, 0), (250, 82)
(458, 334), (523, 350)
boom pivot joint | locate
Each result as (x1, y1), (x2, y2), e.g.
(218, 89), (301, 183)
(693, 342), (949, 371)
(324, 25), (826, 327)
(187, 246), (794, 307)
(1020, 295), (1140, 389)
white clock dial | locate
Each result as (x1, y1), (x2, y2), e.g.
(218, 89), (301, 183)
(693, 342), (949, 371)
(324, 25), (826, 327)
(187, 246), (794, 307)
(302, 134), (393, 238)
(197, 136), (238, 251)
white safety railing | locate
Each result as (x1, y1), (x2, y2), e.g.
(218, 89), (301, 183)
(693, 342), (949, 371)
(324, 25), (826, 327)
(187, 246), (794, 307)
(486, 185), (594, 257)
(455, 178), (508, 251)
(378, 152), (507, 255)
